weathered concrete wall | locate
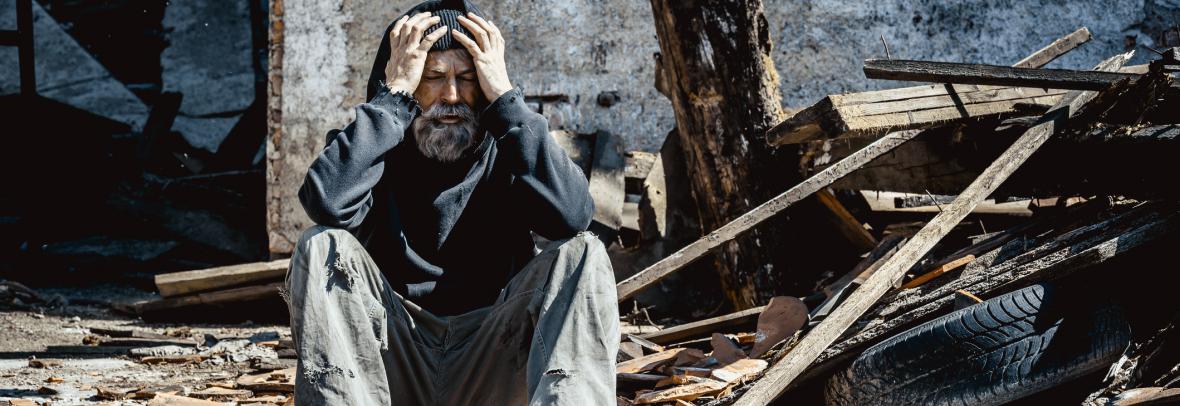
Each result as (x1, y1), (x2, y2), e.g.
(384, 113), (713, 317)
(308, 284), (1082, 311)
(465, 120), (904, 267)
(268, 0), (1177, 255)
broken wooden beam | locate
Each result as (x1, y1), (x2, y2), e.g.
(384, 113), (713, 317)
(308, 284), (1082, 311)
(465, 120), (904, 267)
(617, 348), (691, 374)
(1012, 27), (1093, 68)
(769, 85), (1064, 145)
(154, 259), (289, 298)
(134, 282), (283, 314)
(616, 130), (920, 302)
(768, 27), (1091, 145)
(638, 306), (766, 345)
(733, 52), (1133, 406)
(863, 59), (1138, 91)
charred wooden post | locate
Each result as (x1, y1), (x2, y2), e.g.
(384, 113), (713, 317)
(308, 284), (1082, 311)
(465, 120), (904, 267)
(647, 0), (791, 308)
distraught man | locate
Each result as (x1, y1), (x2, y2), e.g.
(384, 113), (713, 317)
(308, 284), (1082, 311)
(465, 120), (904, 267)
(285, 0), (620, 404)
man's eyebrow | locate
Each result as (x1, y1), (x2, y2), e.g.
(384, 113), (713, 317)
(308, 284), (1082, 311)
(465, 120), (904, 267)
(456, 68), (476, 75)
(425, 67), (448, 74)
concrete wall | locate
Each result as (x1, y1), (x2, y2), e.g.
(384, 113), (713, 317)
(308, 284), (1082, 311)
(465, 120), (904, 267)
(268, 0), (1177, 255)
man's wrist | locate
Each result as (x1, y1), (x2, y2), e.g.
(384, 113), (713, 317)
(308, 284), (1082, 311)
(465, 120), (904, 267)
(383, 79), (415, 95)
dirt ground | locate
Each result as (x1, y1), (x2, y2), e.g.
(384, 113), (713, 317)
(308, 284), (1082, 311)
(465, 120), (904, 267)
(0, 283), (292, 405)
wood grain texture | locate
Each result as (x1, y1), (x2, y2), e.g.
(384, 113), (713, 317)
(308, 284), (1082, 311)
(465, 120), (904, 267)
(155, 259), (290, 298)
(863, 59), (1138, 90)
(732, 52), (1132, 406)
(616, 131), (921, 302)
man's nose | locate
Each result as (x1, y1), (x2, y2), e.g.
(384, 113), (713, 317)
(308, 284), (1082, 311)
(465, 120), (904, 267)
(440, 78), (460, 104)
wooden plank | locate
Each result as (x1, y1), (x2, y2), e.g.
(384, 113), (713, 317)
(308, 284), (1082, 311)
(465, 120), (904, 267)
(863, 59), (1138, 91)
(1012, 27), (1092, 68)
(634, 380), (728, 404)
(768, 27), (1092, 145)
(135, 282), (284, 314)
(617, 348), (688, 374)
(154, 259), (289, 298)
(711, 358), (769, 384)
(638, 306), (766, 345)
(616, 131), (921, 302)
(733, 52), (1133, 406)
(899, 254), (975, 289)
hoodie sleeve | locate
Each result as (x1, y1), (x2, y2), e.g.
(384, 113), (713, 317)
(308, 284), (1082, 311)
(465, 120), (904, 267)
(481, 89), (595, 240)
(299, 88), (420, 230)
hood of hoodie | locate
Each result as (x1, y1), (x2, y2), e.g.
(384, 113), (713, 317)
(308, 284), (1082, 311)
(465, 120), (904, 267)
(366, 0), (486, 102)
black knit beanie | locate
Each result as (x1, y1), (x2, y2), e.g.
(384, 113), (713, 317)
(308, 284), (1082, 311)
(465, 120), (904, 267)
(367, 0), (487, 101)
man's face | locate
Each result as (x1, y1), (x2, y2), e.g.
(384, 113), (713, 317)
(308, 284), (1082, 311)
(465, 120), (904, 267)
(410, 49), (485, 163)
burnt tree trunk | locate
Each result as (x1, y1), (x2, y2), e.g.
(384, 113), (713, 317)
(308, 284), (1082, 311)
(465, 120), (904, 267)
(649, 0), (794, 309)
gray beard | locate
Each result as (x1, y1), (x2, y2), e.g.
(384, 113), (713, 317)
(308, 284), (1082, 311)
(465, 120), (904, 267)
(411, 103), (478, 163)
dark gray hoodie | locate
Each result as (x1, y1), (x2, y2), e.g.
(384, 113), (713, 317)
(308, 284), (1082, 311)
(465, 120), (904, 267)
(298, 0), (594, 316)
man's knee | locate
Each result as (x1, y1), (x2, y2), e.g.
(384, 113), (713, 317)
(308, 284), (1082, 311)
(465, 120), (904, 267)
(290, 225), (378, 293)
(546, 231), (615, 285)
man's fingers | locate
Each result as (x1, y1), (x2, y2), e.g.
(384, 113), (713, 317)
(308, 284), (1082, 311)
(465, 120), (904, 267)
(410, 16), (441, 39)
(456, 16), (489, 51)
(399, 12), (430, 39)
(467, 13), (500, 40)
(450, 30), (482, 56)
(390, 15), (410, 45)
(418, 26), (448, 50)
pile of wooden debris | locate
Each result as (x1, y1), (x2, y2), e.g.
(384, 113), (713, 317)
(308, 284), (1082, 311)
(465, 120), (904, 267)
(612, 28), (1180, 405)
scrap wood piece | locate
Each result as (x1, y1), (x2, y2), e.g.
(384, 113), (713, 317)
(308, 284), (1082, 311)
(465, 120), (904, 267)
(626, 334), (666, 354)
(92, 336), (197, 348)
(634, 379), (728, 404)
(135, 282), (283, 314)
(1012, 27), (1093, 68)
(139, 354), (205, 365)
(618, 373), (667, 384)
(733, 52), (1133, 406)
(88, 327), (175, 340)
(749, 296), (808, 358)
(710, 358), (769, 384)
(189, 386), (253, 400)
(1110, 387), (1180, 406)
(899, 254), (976, 289)
(617, 348), (688, 374)
(96, 386), (140, 400)
(952, 290), (984, 310)
(672, 348), (707, 367)
(656, 374), (713, 388)
(616, 130), (921, 302)
(639, 306), (766, 345)
(863, 59), (1138, 91)
(236, 367), (295, 393)
(860, 191), (1034, 216)
(154, 259), (289, 298)
(147, 394), (232, 406)
(769, 27), (1091, 145)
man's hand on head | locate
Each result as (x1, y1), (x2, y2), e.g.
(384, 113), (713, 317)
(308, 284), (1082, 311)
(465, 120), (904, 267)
(452, 13), (514, 102)
(384, 12), (447, 94)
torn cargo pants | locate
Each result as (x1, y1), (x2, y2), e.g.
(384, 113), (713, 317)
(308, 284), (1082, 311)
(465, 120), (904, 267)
(285, 225), (619, 405)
